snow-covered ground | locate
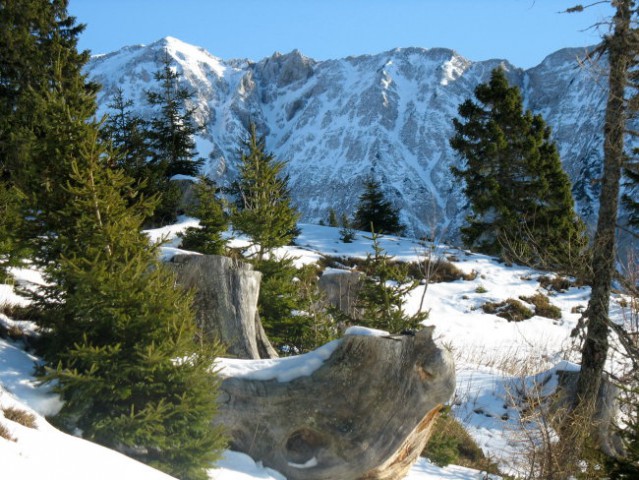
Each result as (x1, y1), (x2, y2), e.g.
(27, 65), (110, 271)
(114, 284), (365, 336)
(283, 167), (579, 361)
(1, 221), (633, 479)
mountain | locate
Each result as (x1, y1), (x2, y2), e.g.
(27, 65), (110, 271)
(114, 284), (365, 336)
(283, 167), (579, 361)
(86, 37), (608, 242)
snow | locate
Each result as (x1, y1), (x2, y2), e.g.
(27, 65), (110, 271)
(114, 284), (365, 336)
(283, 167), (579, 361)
(218, 339), (341, 382)
(2, 221), (633, 479)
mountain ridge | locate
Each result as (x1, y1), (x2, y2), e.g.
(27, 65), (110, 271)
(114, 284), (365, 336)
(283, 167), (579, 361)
(86, 37), (607, 242)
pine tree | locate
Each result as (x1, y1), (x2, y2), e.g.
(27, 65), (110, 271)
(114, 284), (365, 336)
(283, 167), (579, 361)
(144, 51), (204, 225)
(0, 0), (98, 267)
(354, 232), (427, 333)
(146, 51), (203, 178)
(230, 122), (300, 260)
(179, 176), (229, 255)
(103, 88), (150, 176)
(450, 67), (587, 272)
(38, 132), (225, 480)
(353, 177), (405, 235)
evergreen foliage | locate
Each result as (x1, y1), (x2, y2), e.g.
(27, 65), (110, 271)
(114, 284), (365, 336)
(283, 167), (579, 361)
(251, 257), (335, 354)
(0, 0), (98, 267)
(339, 213), (356, 243)
(38, 135), (225, 480)
(230, 123), (300, 259)
(102, 88), (152, 179)
(179, 177), (229, 255)
(354, 232), (427, 333)
(353, 177), (405, 235)
(144, 51), (203, 225)
(0, 3), (225, 477)
(0, 182), (26, 276)
(450, 67), (587, 272)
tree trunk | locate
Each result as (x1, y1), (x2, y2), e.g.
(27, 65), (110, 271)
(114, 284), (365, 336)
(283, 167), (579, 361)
(575, 0), (630, 412)
(215, 327), (455, 480)
(169, 254), (278, 359)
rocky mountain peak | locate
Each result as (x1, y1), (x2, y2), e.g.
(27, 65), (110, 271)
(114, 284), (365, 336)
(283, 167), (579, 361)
(86, 38), (613, 243)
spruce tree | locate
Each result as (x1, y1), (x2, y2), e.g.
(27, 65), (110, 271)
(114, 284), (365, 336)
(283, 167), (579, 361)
(450, 67), (587, 272)
(353, 177), (405, 235)
(0, 0), (98, 267)
(179, 176), (229, 255)
(144, 51), (204, 225)
(230, 122), (300, 260)
(354, 232), (427, 333)
(103, 87), (150, 176)
(39, 132), (225, 480)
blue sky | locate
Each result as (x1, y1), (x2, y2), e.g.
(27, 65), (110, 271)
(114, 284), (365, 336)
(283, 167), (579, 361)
(69, 0), (613, 68)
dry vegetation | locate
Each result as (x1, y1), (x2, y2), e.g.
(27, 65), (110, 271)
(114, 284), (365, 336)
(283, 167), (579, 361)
(482, 298), (535, 322)
(2, 406), (37, 429)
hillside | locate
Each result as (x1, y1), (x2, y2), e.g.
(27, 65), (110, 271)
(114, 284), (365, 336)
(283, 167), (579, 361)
(86, 37), (611, 242)
(3, 221), (632, 478)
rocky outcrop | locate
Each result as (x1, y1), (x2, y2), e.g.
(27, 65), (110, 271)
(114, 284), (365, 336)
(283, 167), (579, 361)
(216, 327), (455, 480)
(169, 254), (277, 359)
(87, 38), (620, 242)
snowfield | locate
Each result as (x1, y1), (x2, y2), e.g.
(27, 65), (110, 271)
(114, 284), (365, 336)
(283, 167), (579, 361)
(1, 221), (633, 479)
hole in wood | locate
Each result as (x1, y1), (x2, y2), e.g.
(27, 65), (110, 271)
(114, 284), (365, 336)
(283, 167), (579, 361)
(285, 427), (327, 465)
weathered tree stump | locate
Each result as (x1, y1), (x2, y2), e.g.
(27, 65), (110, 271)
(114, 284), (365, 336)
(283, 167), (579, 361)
(318, 269), (363, 317)
(216, 327), (455, 480)
(169, 254), (277, 359)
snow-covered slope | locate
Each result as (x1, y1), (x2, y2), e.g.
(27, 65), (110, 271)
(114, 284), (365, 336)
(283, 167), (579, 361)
(2, 221), (634, 478)
(86, 37), (610, 242)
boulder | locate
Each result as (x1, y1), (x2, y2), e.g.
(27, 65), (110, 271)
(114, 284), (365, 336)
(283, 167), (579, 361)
(170, 254), (277, 359)
(216, 327), (455, 480)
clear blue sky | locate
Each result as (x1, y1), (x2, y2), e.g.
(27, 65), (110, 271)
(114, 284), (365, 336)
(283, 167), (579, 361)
(69, 0), (614, 68)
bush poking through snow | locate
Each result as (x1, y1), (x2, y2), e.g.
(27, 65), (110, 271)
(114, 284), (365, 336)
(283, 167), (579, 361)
(0, 421), (15, 442)
(520, 293), (562, 319)
(2, 407), (36, 428)
(423, 409), (500, 474)
(538, 275), (574, 292)
(482, 299), (534, 322)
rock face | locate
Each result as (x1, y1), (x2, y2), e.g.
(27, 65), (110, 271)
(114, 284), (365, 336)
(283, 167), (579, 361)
(86, 37), (631, 243)
(169, 254), (277, 359)
(216, 327), (455, 480)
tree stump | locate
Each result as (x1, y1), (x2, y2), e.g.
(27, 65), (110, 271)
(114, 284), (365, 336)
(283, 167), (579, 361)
(216, 327), (455, 479)
(169, 254), (277, 359)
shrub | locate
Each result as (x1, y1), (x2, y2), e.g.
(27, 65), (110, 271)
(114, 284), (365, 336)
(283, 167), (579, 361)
(482, 298), (534, 322)
(0, 422), (15, 442)
(538, 275), (573, 292)
(2, 407), (36, 428)
(407, 258), (477, 283)
(423, 409), (499, 473)
(520, 293), (562, 320)
(475, 285), (488, 294)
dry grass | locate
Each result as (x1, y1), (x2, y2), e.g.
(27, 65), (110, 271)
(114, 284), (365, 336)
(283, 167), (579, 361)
(2, 407), (37, 429)
(520, 293), (562, 320)
(0, 422), (16, 442)
(538, 275), (574, 293)
(482, 298), (534, 322)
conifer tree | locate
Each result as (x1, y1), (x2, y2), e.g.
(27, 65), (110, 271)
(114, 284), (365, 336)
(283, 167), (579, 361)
(230, 122), (300, 260)
(39, 132), (225, 480)
(144, 52), (204, 225)
(450, 67), (587, 271)
(353, 177), (405, 235)
(0, 0), (98, 266)
(354, 232), (427, 333)
(103, 87), (150, 176)
(146, 51), (203, 178)
(179, 176), (229, 255)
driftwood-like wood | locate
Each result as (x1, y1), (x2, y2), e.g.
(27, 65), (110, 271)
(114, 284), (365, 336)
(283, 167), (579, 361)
(170, 254), (278, 359)
(216, 327), (455, 480)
